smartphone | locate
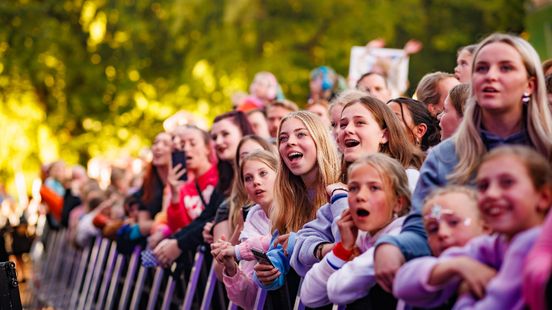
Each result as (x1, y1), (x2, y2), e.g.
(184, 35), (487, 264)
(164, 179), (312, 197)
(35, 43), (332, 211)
(171, 151), (188, 181)
(251, 248), (273, 266)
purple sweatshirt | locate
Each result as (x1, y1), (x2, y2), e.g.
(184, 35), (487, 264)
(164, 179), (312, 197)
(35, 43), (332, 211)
(290, 193), (349, 276)
(393, 227), (541, 310)
(524, 211), (552, 310)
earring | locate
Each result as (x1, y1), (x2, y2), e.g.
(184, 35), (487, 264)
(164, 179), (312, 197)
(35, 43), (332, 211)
(393, 212), (398, 219)
(522, 92), (531, 104)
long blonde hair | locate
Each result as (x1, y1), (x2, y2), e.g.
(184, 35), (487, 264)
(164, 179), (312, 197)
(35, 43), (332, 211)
(450, 33), (552, 184)
(272, 111), (341, 234)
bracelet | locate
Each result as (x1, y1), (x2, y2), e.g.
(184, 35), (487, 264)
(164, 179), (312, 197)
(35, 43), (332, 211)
(330, 187), (348, 197)
(332, 242), (354, 261)
(314, 242), (330, 261)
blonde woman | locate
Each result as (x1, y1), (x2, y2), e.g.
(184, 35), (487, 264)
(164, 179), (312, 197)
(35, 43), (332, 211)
(253, 111), (340, 292)
(374, 32), (552, 293)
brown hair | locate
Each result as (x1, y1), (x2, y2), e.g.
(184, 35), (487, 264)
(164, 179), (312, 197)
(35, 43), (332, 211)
(448, 84), (470, 117)
(415, 72), (455, 106)
(543, 58), (552, 75)
(387, 97), (441, 151)
(342, 96), (425, 170)
(267, 100), (299, 113)
(479, 146), (552, 192)
(457, 44), (477, 57)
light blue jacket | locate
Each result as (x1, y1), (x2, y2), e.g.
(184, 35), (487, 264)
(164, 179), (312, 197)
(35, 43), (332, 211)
(253, 231), (297, 290)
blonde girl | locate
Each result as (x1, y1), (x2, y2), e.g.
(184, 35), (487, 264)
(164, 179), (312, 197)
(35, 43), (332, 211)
(302, 154), (411, 307)
(253, 111), (340, 291)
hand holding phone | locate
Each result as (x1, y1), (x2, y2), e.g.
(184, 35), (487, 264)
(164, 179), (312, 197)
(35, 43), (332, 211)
(253, 259), (280, 286)
(251, 248), (273, 266)
(171, 151), (187, 181)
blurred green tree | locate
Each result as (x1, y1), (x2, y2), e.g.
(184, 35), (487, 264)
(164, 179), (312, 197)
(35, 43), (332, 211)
(0, 0), (526, 193)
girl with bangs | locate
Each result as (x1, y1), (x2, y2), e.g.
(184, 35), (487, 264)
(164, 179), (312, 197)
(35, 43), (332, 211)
(210, 135), (275, 280)
(301, 154), (411, 308)
(210, 150), (278, 309)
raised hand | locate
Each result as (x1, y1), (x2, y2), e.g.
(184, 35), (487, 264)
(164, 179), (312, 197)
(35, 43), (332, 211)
(337, 209), (358, 250)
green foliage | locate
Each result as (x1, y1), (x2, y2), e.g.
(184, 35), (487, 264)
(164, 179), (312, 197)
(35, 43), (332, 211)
(0, 0), (527, 194)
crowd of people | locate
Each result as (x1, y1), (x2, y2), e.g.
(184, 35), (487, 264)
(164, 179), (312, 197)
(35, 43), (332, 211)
(34, 32), (552, 309)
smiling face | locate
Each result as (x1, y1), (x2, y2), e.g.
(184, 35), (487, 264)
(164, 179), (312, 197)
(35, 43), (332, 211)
(210, 118), (243, 161)
(454, 49), (473, 83)
(347, 164), (397, 235)
(243, 159), (277, 209)
(472, 42), (534, 120)
(423, 192), (487, 256)
(151, 132), (172, 166)
(278, 117), (317, 177)
(476, 154), (545, 240)
(181, 127), (211, 174)
(339, 102), (387, 163)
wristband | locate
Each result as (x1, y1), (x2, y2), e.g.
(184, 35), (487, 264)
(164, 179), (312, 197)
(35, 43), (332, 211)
(332, 242), (354, 261)
(314, 242), (330, 261)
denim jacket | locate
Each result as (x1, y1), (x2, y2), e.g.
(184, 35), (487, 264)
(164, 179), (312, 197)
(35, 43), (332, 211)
(376, 130), (531, 260)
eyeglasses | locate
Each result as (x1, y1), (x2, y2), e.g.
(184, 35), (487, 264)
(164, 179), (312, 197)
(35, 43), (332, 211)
(424, 204), (472, 235)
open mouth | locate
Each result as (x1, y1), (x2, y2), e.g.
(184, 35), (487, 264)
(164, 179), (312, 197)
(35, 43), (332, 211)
(287, 152), (303, 161)
(255, 189), (265, 196)
(356, 209), (370, 217)
(344, 139), (360, 148)
(482, 87), (498, 93)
